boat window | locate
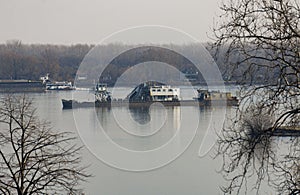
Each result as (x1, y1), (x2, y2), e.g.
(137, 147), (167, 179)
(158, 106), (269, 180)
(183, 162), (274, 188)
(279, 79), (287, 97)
(157, 89), (161, 92)
(168, 89), (173, 92)
(163, 89), (166, 92)
(152, 89), (156, 92)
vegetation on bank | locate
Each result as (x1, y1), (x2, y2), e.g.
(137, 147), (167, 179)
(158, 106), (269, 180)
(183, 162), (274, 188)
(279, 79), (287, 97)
(0, 40), (92, 82)
(0, 40), (282, 85)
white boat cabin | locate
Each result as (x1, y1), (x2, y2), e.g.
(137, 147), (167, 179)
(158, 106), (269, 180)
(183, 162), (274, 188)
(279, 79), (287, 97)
(150, 85), (180, 101)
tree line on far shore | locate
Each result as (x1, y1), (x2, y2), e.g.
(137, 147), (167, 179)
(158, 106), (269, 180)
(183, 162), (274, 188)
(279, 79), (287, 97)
(0, 40), (92, 82)
(0, 40), (281, 85)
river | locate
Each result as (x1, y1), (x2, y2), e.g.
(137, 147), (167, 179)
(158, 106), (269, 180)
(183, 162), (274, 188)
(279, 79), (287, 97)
(3, 87), (238, 194)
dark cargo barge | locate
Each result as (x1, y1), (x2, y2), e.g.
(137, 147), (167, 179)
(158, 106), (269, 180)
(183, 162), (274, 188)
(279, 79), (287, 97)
(0, 80), (44, 93)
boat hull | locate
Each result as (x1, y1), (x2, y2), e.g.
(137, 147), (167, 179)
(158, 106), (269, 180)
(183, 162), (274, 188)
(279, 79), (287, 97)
(62, 99), (238, 109)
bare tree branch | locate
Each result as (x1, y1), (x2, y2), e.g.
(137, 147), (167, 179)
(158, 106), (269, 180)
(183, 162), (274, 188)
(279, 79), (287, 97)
(0, 95), (90, 194)
(213, 0), (300, 194)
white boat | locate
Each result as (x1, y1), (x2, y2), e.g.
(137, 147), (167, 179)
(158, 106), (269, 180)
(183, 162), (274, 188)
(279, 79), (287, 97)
(41, 74), (75, 91)
(46, 81), (74, 90)
(126, 82), (180, 102)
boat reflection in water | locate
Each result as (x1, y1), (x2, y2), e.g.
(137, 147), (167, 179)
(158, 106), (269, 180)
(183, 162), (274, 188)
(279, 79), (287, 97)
(127, 102), (182, 127)
(128, 104), (150, 125)
(94, 103), (182, 152)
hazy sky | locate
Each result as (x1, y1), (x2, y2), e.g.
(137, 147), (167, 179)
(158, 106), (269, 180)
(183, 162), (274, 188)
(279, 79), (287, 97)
(0, 0), (222, 44)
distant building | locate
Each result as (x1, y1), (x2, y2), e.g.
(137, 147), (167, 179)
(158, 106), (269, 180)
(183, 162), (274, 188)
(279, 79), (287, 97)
(180, 71), (199, 82)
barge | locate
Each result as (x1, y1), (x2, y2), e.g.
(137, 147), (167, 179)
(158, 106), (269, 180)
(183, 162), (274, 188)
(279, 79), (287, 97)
(194, 89), (238, 105)
(62, 82), (238, 109)
(0, 80), (44, 93)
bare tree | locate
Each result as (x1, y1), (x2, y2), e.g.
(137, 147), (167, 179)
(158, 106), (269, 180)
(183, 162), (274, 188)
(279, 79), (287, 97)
(0, 95), (90, 195)
(273, 138), (300, 195)
(217, 105), (277, 194)
(213, 0), (300, 194)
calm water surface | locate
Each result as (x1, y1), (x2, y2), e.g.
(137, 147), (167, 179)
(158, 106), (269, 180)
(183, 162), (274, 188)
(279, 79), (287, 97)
(4, 87), (239, 194)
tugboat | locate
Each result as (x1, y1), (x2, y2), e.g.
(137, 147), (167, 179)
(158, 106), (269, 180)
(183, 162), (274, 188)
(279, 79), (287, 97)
(194, 89), (239, 106)
(94, 83), (111, 106)
(62, 83), (111, 109)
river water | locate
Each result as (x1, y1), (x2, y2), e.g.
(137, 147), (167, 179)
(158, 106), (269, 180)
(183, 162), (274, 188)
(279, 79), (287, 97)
(3, 87), (239, 194)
